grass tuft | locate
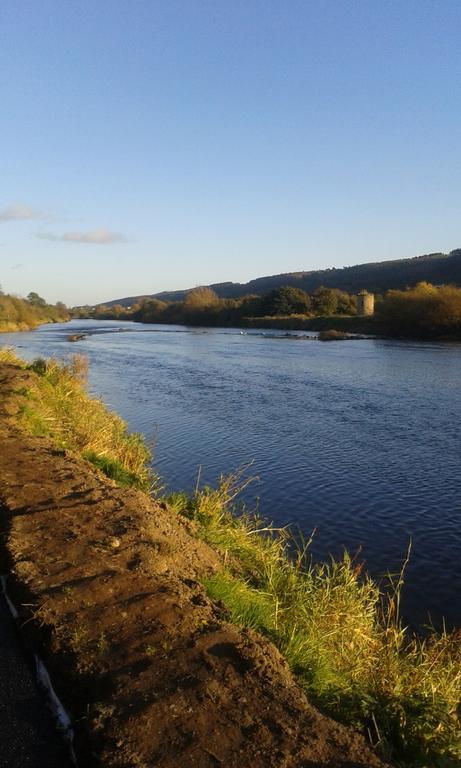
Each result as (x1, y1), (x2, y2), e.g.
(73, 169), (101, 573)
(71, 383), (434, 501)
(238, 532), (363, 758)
(5, 351), (155, 492)
(168, 469), (461, 767)
(83, 450), (150, 491)
(0, 346), (26, 366)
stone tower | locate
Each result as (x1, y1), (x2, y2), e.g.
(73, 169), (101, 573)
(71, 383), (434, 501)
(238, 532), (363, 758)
(356, 290), (374, 316)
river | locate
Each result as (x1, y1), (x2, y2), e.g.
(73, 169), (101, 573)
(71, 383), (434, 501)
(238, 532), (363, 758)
(3, 319), (461, 629)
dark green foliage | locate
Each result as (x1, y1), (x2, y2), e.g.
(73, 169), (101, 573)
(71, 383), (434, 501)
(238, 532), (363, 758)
(29, 357), (48, 375)
(27, 291), (47, 307)
(261, 286), (311, 316)
(88, 284), (357, 327)
(312, 287), (339, 315)
(313, 287), (356, 316)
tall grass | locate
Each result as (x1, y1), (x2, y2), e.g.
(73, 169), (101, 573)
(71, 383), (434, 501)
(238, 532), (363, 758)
(1, 349), (154, 492)
(0, 346), (27, 366)
(167, 470), (461, 767)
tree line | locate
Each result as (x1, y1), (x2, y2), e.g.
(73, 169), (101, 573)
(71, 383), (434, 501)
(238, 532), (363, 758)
(110, 248), (461, 305)
(0, 289), (69, 331)
(82, 285), (358, 326)
(79, 281), (461, 339)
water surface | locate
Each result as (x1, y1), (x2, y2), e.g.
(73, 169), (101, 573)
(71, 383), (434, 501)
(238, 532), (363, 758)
(4, 320), (461, 628)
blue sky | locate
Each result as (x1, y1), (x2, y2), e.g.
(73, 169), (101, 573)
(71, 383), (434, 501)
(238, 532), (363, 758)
(1, 0), (460, 305)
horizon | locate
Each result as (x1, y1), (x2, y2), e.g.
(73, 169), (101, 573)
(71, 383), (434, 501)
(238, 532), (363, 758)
(1, 1), (461, 305)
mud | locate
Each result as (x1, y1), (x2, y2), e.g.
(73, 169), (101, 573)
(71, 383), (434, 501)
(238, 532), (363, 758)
(0, 363), (388, 767)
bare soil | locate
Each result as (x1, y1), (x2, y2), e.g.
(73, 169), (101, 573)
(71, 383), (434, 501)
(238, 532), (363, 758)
(0, 363), (389, 768)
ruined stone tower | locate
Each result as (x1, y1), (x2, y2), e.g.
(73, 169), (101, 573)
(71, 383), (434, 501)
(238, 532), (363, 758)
(356, 290), (374, 316)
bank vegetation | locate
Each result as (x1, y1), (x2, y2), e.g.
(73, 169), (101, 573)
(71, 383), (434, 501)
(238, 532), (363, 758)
(1, 346), (460, 766)
(0, 290), (69, 331)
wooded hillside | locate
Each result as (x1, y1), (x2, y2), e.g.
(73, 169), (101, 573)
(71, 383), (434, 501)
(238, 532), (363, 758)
(102, 248), (461, 308)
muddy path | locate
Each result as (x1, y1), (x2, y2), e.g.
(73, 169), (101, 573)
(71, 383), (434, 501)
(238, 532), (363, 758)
(0, 363), (388, 767)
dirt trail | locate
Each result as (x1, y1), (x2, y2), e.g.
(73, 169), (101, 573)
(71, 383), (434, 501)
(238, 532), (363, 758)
(0, 363), (388, 768)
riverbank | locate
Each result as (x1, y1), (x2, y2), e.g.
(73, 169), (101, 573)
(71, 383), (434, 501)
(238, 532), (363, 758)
(0, 357), (386, 768)
(242, 314), (379, 334)
(0, 350), (460, 767)
(0, 320), (63, 333)
(81, 280), (461, 339)
(0, 294), (69, 334)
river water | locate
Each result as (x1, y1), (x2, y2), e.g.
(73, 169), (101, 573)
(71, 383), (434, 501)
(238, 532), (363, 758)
(3, 319), (461, 629)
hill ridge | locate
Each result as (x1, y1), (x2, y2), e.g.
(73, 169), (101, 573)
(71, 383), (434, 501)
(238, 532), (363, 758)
(101, 248), (461, 307)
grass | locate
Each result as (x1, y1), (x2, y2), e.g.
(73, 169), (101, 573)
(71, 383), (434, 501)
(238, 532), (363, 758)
(0, 347), (155, 492)
(167, 470), (461, 768)
(0, 346), (27, 366)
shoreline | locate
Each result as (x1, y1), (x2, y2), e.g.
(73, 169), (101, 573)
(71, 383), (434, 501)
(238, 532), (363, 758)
(74, 314), (461, 342)
(0, 359), (386, 768)
(0, 318), (70, 334)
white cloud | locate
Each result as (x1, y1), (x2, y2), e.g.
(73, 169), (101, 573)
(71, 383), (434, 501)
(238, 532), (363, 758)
(0, 203), (40, 222)
(37, 228), (128, 245)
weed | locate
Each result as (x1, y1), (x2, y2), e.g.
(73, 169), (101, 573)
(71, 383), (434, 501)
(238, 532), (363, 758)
(70, 624), (89, 651)
(96, 631), (109, 655)
(169, 469), (461, 767)
(0, 347), (26, 366)
(91, 702), (115, 731)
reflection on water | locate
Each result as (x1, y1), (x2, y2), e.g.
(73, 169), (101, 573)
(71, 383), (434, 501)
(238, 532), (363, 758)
(4, 319), (461, 629)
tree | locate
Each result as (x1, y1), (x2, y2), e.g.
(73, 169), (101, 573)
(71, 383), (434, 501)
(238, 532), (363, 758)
(261, 286), (311, 316)
(27, 291), (47, 307)
(183, 286), (220, 309)
(376, 282), (461, 336)
(312, 287), (338, 316)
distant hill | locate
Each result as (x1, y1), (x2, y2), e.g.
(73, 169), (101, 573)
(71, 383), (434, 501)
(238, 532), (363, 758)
(103, 248), (461, 307)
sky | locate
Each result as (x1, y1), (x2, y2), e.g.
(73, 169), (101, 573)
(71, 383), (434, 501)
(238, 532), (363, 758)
(1, 0), (461, 306)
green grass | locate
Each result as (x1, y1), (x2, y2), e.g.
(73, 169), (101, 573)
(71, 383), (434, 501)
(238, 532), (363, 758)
(1, 348), (155, 492)
(167, 470), (461, 767)
(82, 450), (150, 491)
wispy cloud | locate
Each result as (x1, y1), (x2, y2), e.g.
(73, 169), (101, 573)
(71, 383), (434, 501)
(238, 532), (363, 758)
(11, 263), (24, 270)
(0, 203), (41, 222)
(37, 228), (128, 245)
